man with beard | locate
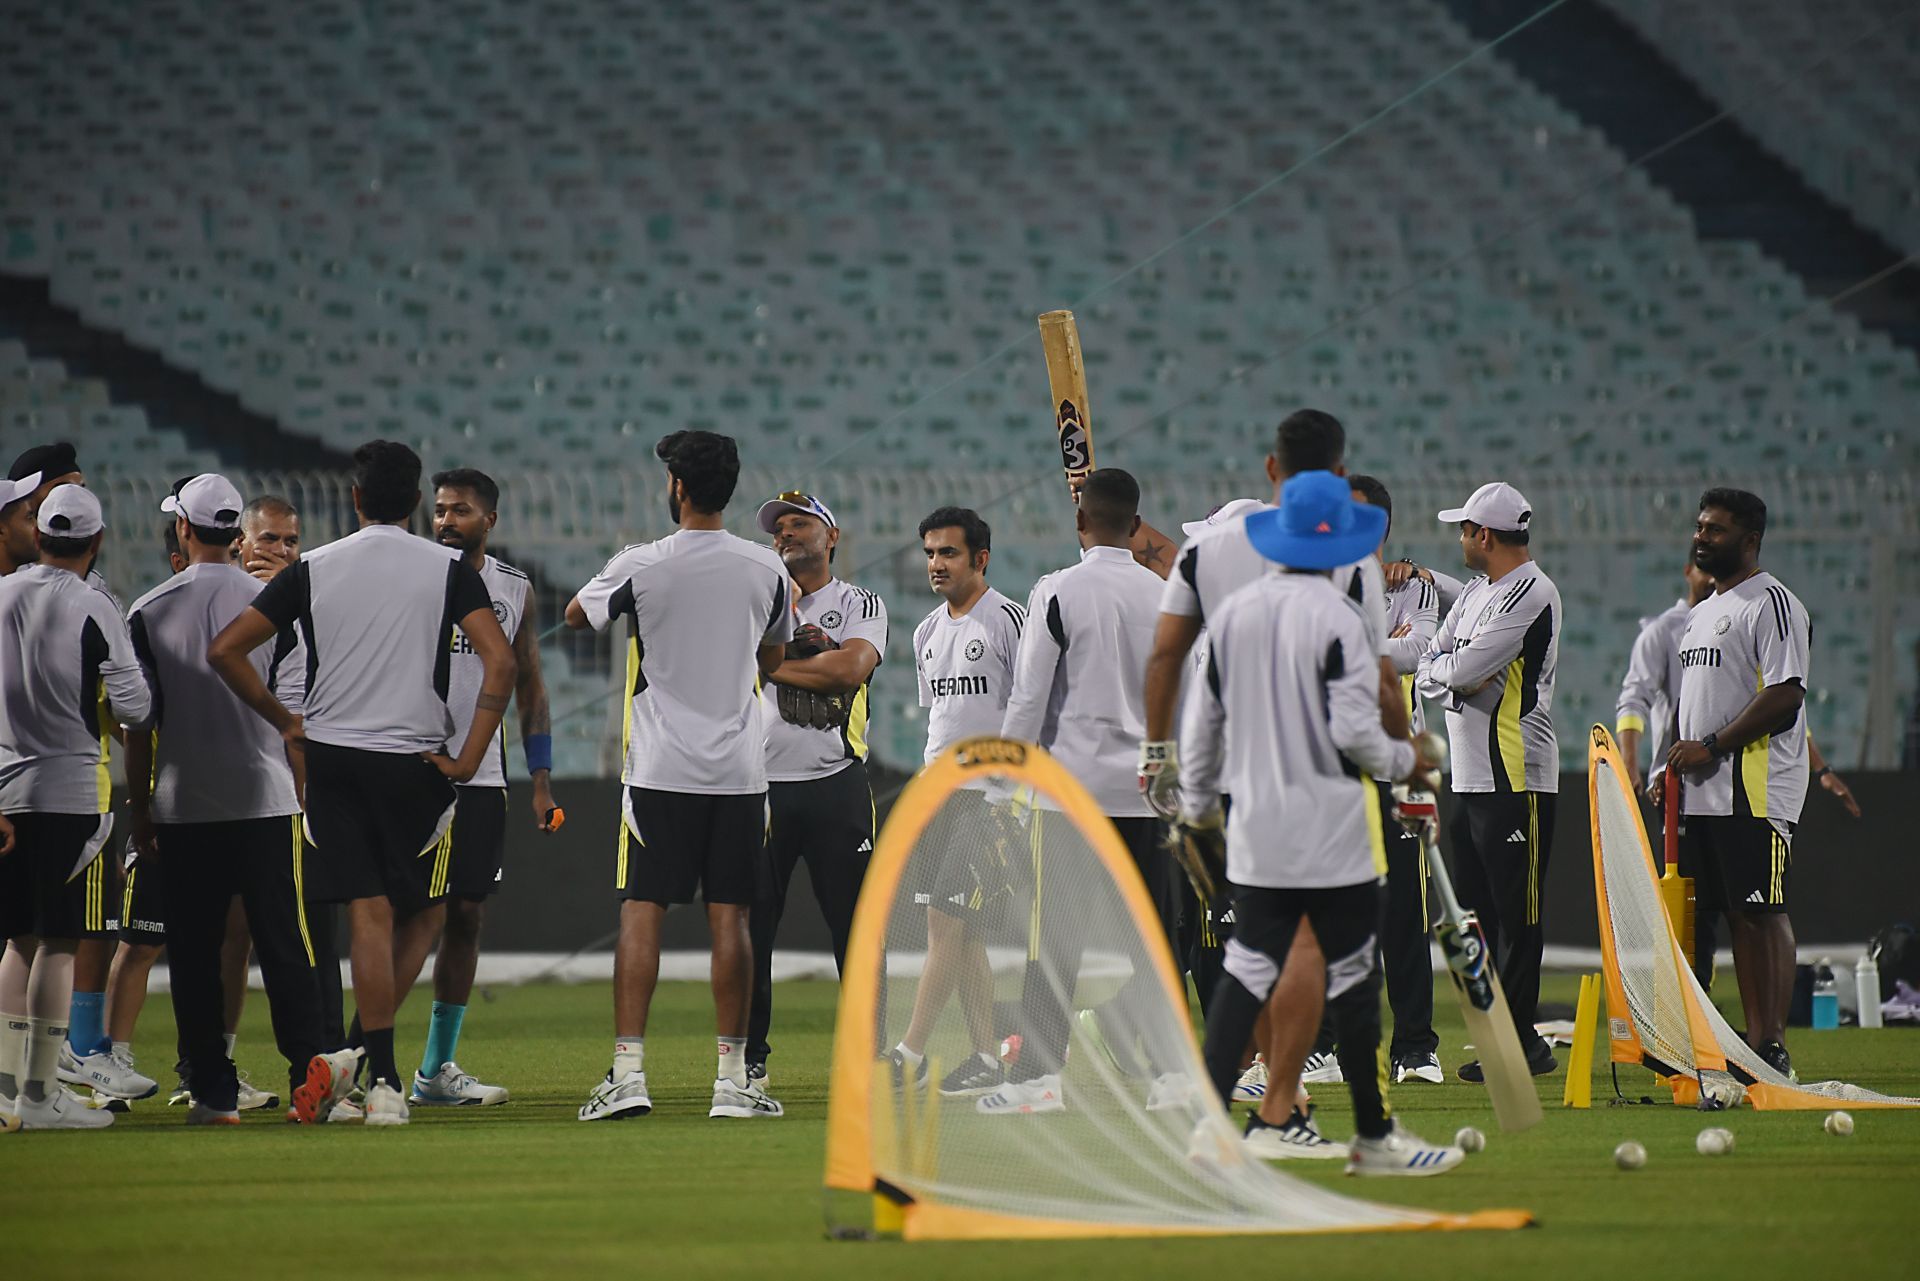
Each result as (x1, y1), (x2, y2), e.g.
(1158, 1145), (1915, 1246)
(1416, 482), (1562, 1084)
(411, 468), (562, 1107)
(568, 432), (791, 1121)
(1667, 488), (1811, 1078)
(745, 491), (887, 1088)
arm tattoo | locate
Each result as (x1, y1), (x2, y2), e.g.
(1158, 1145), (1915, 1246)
(476, 691), (510, 713)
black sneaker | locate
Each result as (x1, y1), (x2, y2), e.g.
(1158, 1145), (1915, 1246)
(1457, 1043), (1557, 1083)
(1755, 1040), (1795, 1082)
(938, 1051), (1006, 1098)
(882, 1046), (928, 1091)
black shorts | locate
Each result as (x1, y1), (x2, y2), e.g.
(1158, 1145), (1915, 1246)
(0, 812), (114, 941)
(914, 790), (1021, 930)
(618, 787), (766, 907)
(440, 786), (508, 901)
(1224, 880), (1382, 1002)
(113, 842), (167, 945)
(1689, 814), (1792, 913)
(302, 741), (457, 916)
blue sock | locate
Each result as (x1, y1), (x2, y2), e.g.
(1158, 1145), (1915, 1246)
(419, 1001), (466, 1078)
(69, 991), (106, 1057)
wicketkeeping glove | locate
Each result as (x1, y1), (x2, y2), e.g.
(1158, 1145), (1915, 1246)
(787, 623), (838, 659)
(1137, 740), (1181, 819)
(1165, 807), (1227, 909)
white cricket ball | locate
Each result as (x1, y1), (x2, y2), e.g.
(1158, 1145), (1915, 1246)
(1695, 1126), (1734, 1156)
(1416, 731), (1448, 769)
(1454, 1126), (1486, 1153)
(1613, 1140), (1646, 1170)
(1824, 1110), (1854, 1137)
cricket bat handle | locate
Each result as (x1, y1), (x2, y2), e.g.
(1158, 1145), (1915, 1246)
(1662, 767), (1679, 874)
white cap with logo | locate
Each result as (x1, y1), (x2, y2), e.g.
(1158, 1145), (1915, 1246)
(160, 473), (246, 530)
(1180, 496), (1267, 538)
(1437, 481), (1532, 533)
(37, 483), (103, 539)
(0, 470), (42, 511)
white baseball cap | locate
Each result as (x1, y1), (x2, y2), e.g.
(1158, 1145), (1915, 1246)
(37, 483), (103, 539)
(160, 473), (245, 529)
(1437, 481), (1532, 533)
(1180, 496), (1266, 538)
(0, 470), (41, 510)
(756, 490), (838, 535)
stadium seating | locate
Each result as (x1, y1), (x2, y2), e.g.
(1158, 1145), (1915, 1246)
(5, 0), (1917, 770)
(1604, 0), (1920, 255)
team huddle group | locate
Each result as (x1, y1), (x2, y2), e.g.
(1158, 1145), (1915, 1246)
(0, 410), (1827, 1168)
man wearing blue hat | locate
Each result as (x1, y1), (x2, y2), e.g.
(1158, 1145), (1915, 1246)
(1176, 471), (1457, 1174)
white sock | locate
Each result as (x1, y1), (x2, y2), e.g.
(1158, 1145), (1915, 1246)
(0, 1010), (27, 1103)
(224, 1032), (237, 1057)
(717, 1036), (748, 1087)
(613, 1038), (643, 1076)
(24, 1018), (67, 1105)
(894, 1042), (923, 1067)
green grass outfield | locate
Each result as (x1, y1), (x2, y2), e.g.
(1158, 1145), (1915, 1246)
(4, 973), (1915, 1279)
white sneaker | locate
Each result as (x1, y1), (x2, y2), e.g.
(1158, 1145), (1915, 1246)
(363, 1080), (409, 1126)
(16, 1088), (115, 1130)
(329, 1097), (365, 1123)
(1300, 1051), (1344, 1084)
(1345, 1123), (1465, 1177)
(292, 1048), (364, 1125)
(57, 1043), (89, 1089)
(976, 1074), (1065, 1115)
(1242, 1107), (1349, 1160)
(1232, 1060), (1269, 1103)
(235, 1071), (279, 1112)
(1392, 1051), (1445, 1085)
(710, 1077), (784, 1118)
(1146, 1072), (1195, 1112)
(69, 1045), (160, 1101)
(411, 1061), (509, 1107)
(578, 1069), (652, 1121)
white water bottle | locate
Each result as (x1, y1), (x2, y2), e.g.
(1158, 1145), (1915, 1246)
(1857, 953), (1883, 1029)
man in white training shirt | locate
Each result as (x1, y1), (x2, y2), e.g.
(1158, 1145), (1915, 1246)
(1416, 481), (1562, 1083)
(568, 431), (792, 1122)
(978, 469), (1175, 1115)
(1177, 471), (1456, 1174)
(124, 473), (321, 1124)
(0, 482), (152, 1130)
(409, 467), (562, 1108)
(211, 440), (517, 1127)
(885, 506), (1024, 1099)
(1666, 488), (1811, 1080)
(748, 490), (887, 1087)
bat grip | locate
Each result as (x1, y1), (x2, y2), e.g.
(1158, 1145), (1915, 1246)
(1662, 768), (1679, 872)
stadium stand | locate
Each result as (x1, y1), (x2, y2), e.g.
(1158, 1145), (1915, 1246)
(5, 0), (1917, 773)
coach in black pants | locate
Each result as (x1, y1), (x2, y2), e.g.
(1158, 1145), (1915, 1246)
(747, 489), (888, 1079)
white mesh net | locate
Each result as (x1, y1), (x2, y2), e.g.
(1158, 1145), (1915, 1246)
(836, 753), (1521, 1237)
(1591, 733), (1918, 1109)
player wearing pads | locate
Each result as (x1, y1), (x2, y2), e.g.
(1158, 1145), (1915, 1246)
(1141, 411), (1400, 1123)
(211, 441), (517, 1127)
(748, 491), (887, 1086)
(125, 474), (323, 1124)
(1176, 472), (1457, 1175)
(1416, 481), (1561, 1082)
(409, 468), (561, 1107)
(0, 483), (152, 1129)
(887, 507), (1024, 1099)
(977, 469), (1175, 1115)
(568, 431), (791, 1121)
(1666, 488), (1810, 1079)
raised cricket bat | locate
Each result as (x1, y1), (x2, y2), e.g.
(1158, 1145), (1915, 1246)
(1658, 769), (1696, 962)
(1037, 309), (1180, 579)
(1421, 825), (1543, 1133)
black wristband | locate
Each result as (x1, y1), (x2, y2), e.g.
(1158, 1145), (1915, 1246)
(1813, 766), (1832, 781)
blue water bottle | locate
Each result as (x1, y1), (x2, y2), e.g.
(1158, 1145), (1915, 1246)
(1811, 957), (1839, 1031)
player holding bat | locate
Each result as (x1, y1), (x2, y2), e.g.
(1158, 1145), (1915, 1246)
(1171, 472), (1458, 1173)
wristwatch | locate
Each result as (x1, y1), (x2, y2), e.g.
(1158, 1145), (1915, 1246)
(1701, 732), (1726, 760)
(1813, 766), (1832, 781)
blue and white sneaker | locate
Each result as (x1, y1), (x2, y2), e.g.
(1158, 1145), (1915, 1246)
(1345, 1123), (1464, 1177)
(1232, 1059), (1268, 1103)
(412, 1061), (508, 1106)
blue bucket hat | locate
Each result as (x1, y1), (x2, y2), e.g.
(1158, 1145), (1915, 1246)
(1244, 471), (1388, 570)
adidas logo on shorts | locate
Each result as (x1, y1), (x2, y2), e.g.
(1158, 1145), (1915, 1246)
(1746, 890), (1765, 904)
(1505, 830), (1527, 844)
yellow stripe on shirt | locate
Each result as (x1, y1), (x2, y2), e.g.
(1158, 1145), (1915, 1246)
(1495, 656), (1526, 792)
